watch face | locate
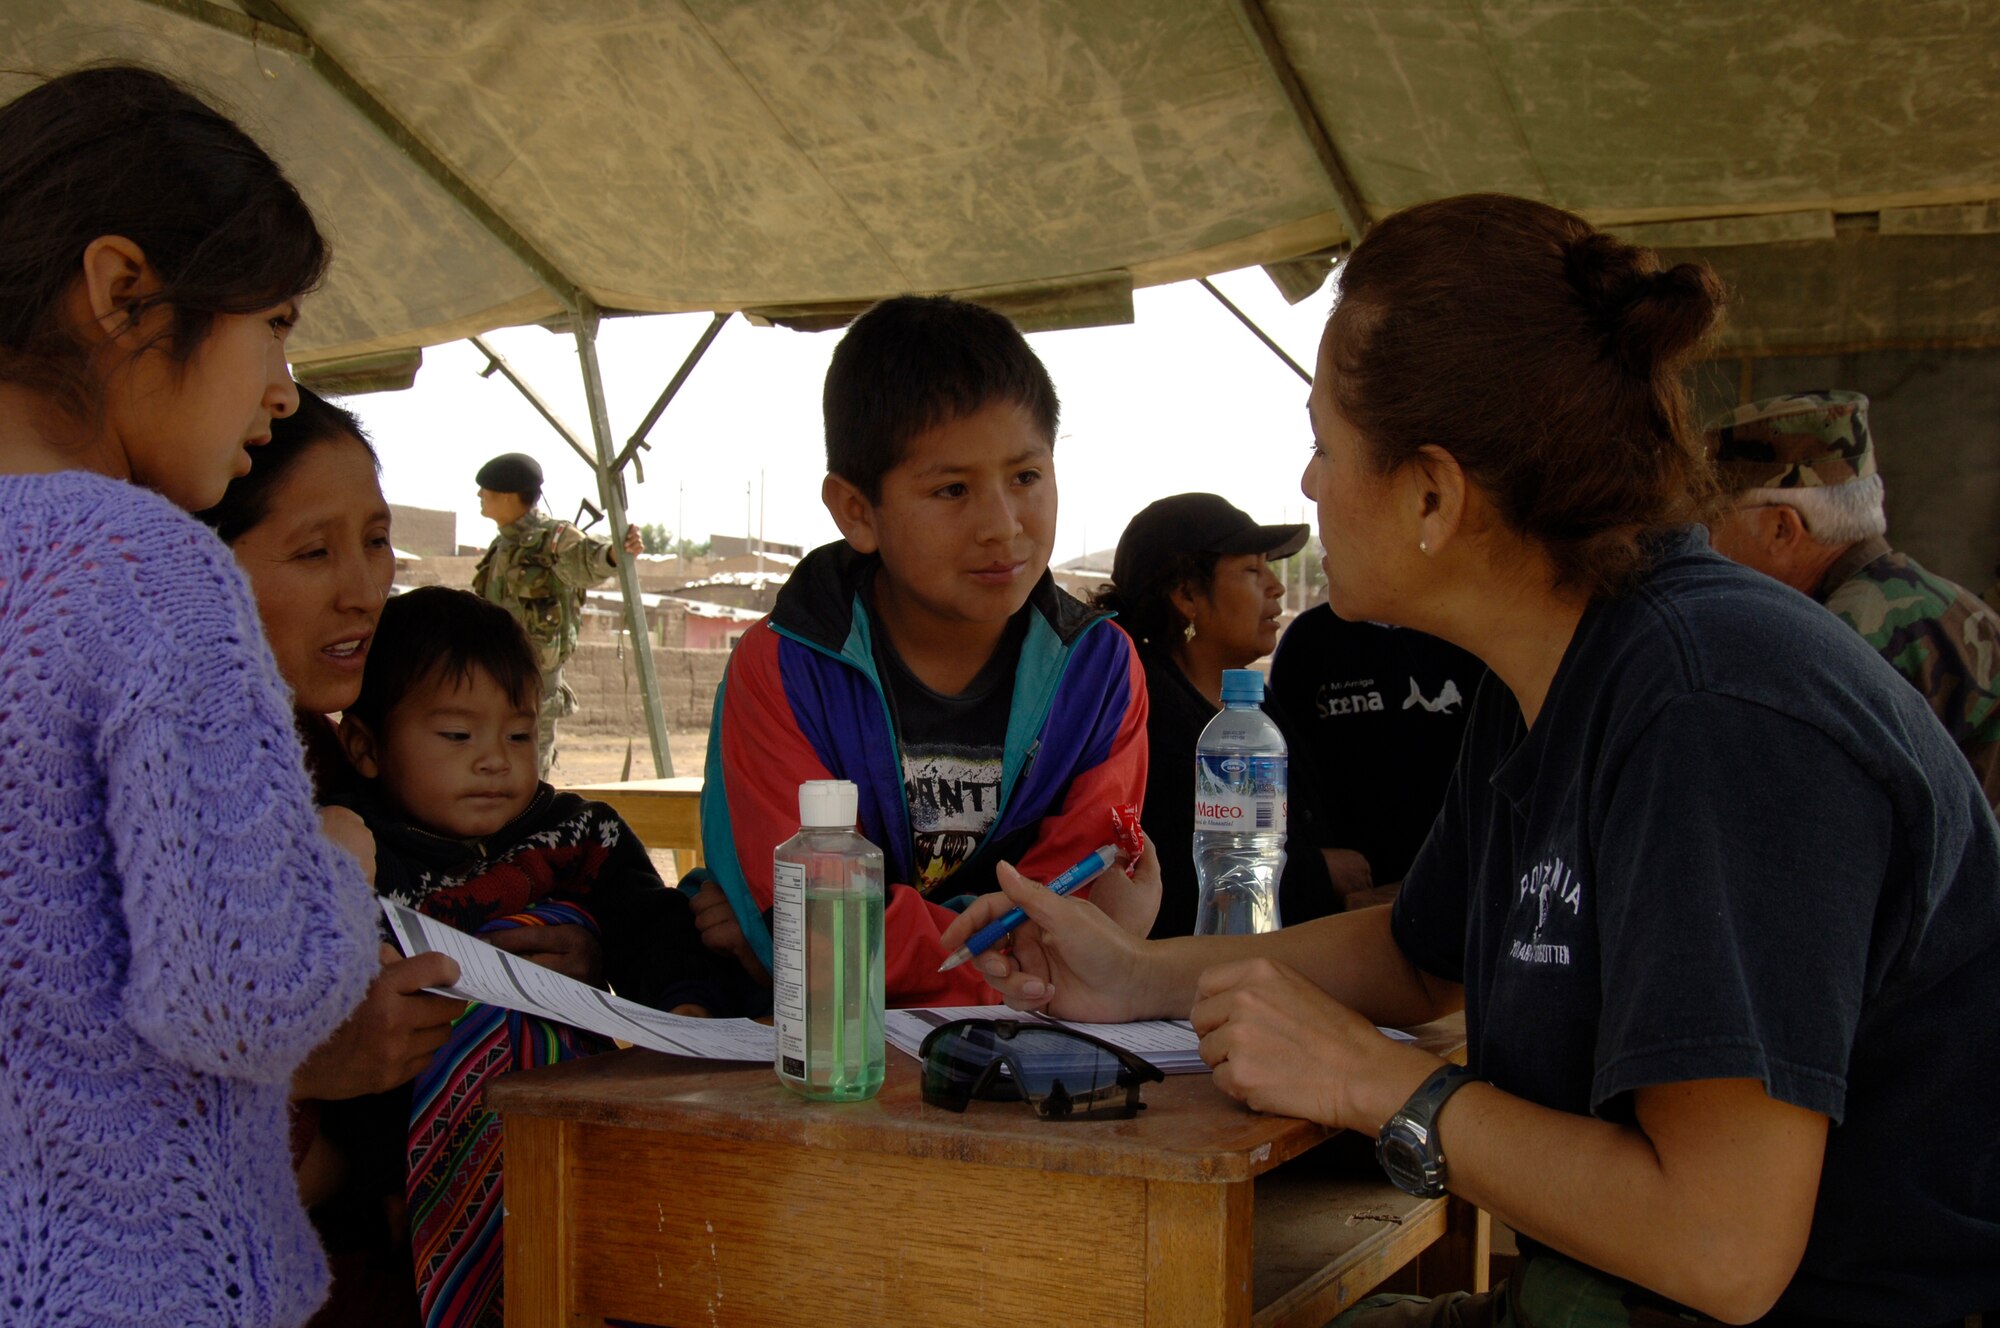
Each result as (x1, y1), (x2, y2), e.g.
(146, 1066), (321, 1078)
(1378, 1130), (1433, 1195)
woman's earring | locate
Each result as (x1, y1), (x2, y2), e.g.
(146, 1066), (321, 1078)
(1419, 540), (1430, 554)
(1183, 620), (1197, 643)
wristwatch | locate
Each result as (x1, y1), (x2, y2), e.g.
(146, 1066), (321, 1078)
(1376, 1063), (1479, 1198)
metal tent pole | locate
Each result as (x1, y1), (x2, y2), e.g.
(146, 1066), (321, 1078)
(571, 312), (676, 777)
(177, 0), (685, 778)
(472, 317), (734, 778)
(1197, 278), (1313, 384)
(469, 335), (599, 470)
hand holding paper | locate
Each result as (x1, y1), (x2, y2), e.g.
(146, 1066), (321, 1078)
(380, 899), (774, 1062)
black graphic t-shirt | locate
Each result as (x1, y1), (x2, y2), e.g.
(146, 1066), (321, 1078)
(1267, 605), (1485, 885)
(874, 612), (1027, 897)
(1393, 530), (2000, 1321)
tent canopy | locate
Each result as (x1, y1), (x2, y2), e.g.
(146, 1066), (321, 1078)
(10, 0), (1999, 371)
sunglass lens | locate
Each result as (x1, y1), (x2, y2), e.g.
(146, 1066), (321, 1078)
(995, 1027), (1137, 1118)
(920, 1023), (1019, 1110)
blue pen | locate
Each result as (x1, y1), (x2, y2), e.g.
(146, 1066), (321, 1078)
(936, 843), (1118, 973)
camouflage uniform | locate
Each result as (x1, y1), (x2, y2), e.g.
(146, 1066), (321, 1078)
(1816, 539), (2000, 812)
(1711, 390), (2000, 812)
(472, 509), (619, 776)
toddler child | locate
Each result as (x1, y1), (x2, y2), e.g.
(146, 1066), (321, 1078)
(336, 585), (732, 1328)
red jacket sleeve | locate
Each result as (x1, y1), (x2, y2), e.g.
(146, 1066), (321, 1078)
(713, 623), (838, 919)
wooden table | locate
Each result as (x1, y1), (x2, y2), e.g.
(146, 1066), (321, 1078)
(564, 778), (705, 870)
(489, 1016), (1481, 1327)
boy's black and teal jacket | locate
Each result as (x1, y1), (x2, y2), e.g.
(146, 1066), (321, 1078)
(699, 541), (1149, 1007)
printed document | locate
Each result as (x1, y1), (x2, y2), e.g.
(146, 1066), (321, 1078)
(382, 898), (774, 1062)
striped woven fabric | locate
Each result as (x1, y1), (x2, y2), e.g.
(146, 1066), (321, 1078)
(407, 901), (608, 1328)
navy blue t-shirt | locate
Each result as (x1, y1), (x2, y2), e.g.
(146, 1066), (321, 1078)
(1393, 529), (2000, 1323)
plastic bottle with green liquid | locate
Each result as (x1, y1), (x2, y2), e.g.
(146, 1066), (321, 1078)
(771, 779), (885, 1100)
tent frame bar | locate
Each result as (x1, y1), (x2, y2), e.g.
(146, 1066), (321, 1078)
(572, 313), (675, 778)
(1198, 278), (1312, 384)
(1226, 0), (1372, 245)
(182, 0), (681, 775)
(469, 335), (599, 472)
(614, 312), (731, 480)
(468, 328), (732, 778)
(240, 0), (592, 311)
(133, 0), (312, 57)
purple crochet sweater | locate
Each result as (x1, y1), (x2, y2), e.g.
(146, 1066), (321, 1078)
(0, 473), (378, 1326)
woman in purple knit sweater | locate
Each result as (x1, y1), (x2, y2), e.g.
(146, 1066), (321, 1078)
(0, 67), (380, 1325)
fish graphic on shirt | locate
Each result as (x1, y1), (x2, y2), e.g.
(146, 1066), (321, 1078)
(1403, 677), (1464, 714)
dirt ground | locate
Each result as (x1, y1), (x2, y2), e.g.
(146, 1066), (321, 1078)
(545, 730), (710, 785)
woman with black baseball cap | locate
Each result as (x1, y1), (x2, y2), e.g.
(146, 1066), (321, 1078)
(1095, 493), (1321, 936)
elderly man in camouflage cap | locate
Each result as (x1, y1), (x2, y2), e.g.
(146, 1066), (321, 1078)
(1708, 390), (2000, 811)
(473, 451), (644, 776)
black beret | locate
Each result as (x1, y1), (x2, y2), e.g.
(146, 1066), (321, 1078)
(475, 452), (543, 494)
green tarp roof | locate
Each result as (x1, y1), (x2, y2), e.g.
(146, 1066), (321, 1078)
(10, 0), (1998, 370)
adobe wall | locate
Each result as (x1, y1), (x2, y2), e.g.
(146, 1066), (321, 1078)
(561, 640), (729, 735)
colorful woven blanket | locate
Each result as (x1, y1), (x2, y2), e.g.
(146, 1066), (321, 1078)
(407, 901), (608, 1328)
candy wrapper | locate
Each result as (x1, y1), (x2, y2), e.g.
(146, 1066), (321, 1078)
(1109, 803), (1144, 876)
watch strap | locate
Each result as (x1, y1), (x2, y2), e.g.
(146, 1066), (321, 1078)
(1376, 1063), (1480, 1197)
(1401, 1063), (1478, 1133)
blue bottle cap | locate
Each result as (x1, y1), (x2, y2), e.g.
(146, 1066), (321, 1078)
(1220, 668), (1265, 705)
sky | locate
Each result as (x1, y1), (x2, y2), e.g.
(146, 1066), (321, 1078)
(341, 264), (1335, 567)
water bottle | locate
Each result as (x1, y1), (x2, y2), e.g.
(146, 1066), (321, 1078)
(772, 779), (885, 1101)
(1192, 668), (1287, 935)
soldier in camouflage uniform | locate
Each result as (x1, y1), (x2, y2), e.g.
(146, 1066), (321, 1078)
(1707, 390), (2000, 812)
(471, 452), (643, 777)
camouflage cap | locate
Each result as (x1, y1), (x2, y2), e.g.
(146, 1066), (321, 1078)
(1707, 390), (1875, 493)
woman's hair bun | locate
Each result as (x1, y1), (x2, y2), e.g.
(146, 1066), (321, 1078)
(1326, 193), (1724, 601)
(1564, 233), (1724, 370)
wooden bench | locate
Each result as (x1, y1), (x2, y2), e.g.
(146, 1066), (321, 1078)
(563, 777), (705, 874)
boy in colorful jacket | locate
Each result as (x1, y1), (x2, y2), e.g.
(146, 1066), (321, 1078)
(691, 295), (1153, 1007)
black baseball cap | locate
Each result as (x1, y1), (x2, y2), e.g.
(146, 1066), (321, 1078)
(1112, 493), (1310, 599)
(475, 452), (543, 495)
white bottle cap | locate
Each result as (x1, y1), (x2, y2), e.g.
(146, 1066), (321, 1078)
(798, 779), (859, 828)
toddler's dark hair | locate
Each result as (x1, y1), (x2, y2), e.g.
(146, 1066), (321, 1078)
(347, 587), (541, 733)
(823, 294), (1059, 501)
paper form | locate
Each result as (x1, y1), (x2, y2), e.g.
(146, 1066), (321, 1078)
(382, 898), (774, 1062)
(885, 1005), (1417, 1075)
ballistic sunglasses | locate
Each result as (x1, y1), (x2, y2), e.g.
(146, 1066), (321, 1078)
(918, 1018), (1165, 1120)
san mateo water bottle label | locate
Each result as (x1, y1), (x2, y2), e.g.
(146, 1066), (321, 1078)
(1194, 754), (1287, 834)
(771, 857), (808, 1080)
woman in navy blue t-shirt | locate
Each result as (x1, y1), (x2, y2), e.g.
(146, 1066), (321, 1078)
(943, 194), (2000, 1325)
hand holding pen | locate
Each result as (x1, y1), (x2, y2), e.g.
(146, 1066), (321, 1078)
(937, 844), (1119, 973)
(934, 839), (1162, 1025)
